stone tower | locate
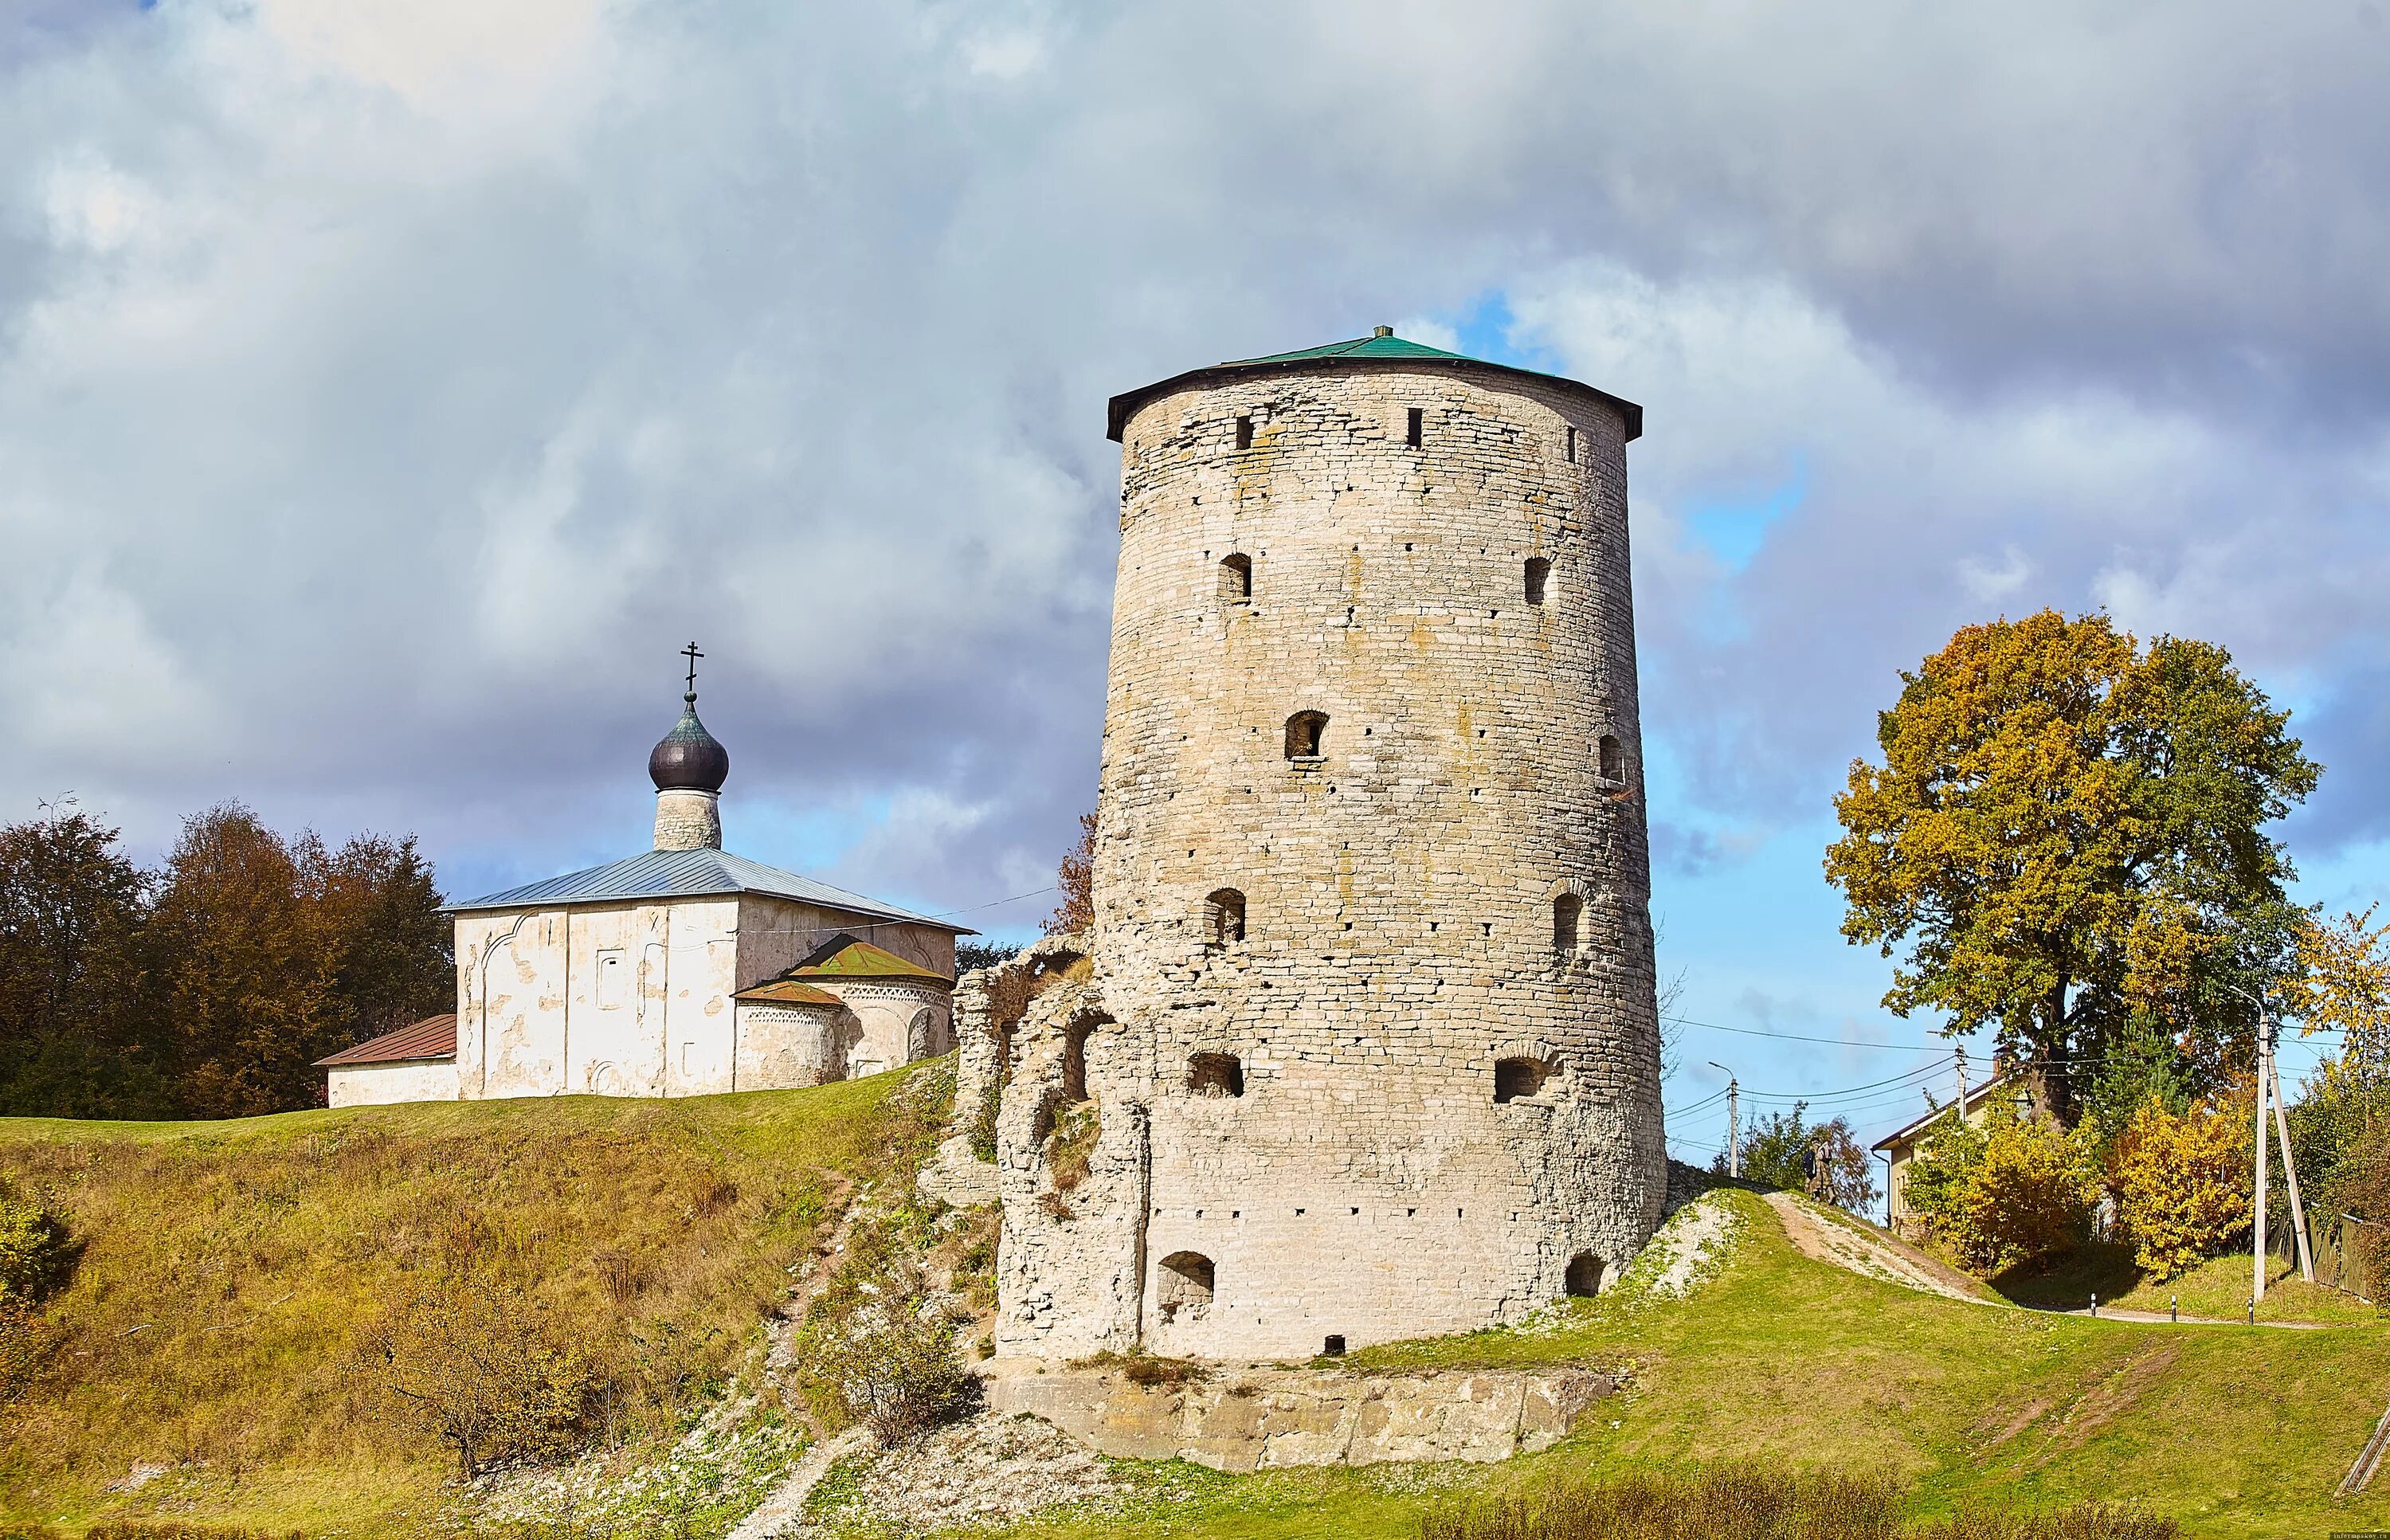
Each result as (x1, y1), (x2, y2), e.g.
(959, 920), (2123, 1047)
(981, 329), (1664, 1361)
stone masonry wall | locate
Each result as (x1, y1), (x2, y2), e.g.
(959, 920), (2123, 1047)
(993, 359), (1666, 1360)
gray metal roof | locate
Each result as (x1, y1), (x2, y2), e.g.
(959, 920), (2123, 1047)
(444, 845), (972, 933)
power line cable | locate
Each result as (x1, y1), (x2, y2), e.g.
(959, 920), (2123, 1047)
(1662, 1013), (1956, 1052)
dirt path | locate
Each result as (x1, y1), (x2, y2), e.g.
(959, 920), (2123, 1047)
(1765, 1193), (1995, 1305)
(1765, 1193), (2345, 1330)
(731, 1173), (872, 1539)
(2039, 1303), (2333, 1329)
(727, 1425), (872, 1540)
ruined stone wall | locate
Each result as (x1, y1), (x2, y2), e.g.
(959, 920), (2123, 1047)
(994, 360), (1664, 1360)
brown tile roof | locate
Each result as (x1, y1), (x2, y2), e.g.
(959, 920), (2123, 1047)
(731, 978), (844, 1006)
(315, 1013), (458, 1068)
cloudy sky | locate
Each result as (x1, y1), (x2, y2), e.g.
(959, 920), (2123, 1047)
(5, 0), (2385, 1152)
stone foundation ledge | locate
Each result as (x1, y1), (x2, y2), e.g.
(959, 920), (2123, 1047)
(981, 1359), (1611, 1471)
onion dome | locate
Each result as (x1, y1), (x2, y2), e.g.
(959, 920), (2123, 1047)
(648, 693), (729, 793)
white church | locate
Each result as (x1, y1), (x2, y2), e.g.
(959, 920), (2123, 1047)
(317, 667), (969, 1107)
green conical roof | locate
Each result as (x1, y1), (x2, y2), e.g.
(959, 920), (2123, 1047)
(1106, 326), (1640, 442)
(1224, 330), (1477, 366)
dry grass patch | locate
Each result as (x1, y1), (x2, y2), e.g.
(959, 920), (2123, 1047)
(0, 1071), (944, 1534)
(1421, 1464), (2175, 1540)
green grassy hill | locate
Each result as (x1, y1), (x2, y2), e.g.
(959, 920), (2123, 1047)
(0, 1074), (938, 1536)
(6, 1089), (2384, 1540)
(1990, 1242), (2374, 1325)
(956, 1191), (2389, 1540)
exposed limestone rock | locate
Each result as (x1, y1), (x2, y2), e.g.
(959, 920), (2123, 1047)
(985, 1362), (1612, 1471)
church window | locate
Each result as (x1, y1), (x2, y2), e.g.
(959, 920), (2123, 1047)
(1220, 553), (1252, 604)
(1566, 1252), (1605, 1297)
(1405, 408), (1423, 448)
(1552, 891), (1581, 954)
(1524, 558), (1550, 606)
(1285, 711), (1327, 762)
(1188, 1052), (1244, 1098)
(1205, 888), (1246, 946)
(1495, 1056), (1553, 1103)
(596, 950), (628, 1009)
(1158, 1251), (1215, 1321)
(1236, 414), (1255, 451)
(1599, 734), (1624, 782)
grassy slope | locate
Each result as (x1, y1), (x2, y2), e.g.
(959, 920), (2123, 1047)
(1992, 1243), (2373, 1324)
(0, 1074), (927, 1536)
(983, 1190), (2390, 1540)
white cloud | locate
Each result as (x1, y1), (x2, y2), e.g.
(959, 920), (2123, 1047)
(0, 0), (2385, 918)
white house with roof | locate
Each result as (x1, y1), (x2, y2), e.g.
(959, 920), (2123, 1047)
(1871, 1068), (2028, 1231)
(319, 672), (969, 1107)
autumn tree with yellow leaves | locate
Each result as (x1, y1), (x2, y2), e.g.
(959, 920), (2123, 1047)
(2111, 1095), (2256, 1279)
(1827, 611), (2318, 1120)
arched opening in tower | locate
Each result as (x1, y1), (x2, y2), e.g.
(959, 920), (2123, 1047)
(1061, 1016), (1102, 1103)
(1494, 1056), (1552, 1103)
(1599, 734), (1624, 782)
(1204, 888), (1246, 946)
(1524, 557), (1550, 606)
(1219, 552), (1252, 604)
(1284, 711), (1327, 761)
(1552, 892), (1582, 954)
(1565, 1252), (1605, 1297)
(1188, 1052), (1244, 1098)
(1158, 1251), (1215, 1322)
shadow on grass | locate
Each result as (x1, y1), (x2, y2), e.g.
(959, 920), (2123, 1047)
(1989, 1244), (2147, 1311)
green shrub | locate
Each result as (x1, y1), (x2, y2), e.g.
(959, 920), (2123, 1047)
(1711, 1104), (1878, 1213)
(1905, 1105), (2098, 1275)
(790, 1205), (970, 1441)
(0, 1185), (74, 1304)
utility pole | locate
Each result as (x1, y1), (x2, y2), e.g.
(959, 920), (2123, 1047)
(1710, 1062), (1740, 1179)
(1955, 1044), (1971, 1124)
(2255, 1019), (2270, 1304)
(2221, 978), (2318, 1303)
(2268, 1016), (2318, 1284)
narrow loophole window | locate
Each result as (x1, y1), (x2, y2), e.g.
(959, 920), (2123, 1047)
(1524, 557), (1550, 606)
(1599, 734), (1624, 782)
(1188, 1052), (1244, 1098)
(1205, 888), (1246, 946)
(1405, 408), (1423, 449)
(1552, 892), (1581, 953)
(1235, 414), (1255, 451)
(1565, 425), (1578, 463)
(1285, 711), (1327, 760)
(1063, 1017), (1103, 1103)
(1220, 552), (1252, 604)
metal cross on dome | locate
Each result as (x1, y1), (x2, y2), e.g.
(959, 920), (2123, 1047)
(681, 641), (704, 701)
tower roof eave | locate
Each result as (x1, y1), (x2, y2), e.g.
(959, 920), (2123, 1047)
(1105, 336), (1643, 443)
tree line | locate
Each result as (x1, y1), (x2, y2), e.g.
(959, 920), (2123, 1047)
(0, 803), (452, 1120)
(1813, 610), (2389, 1282)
